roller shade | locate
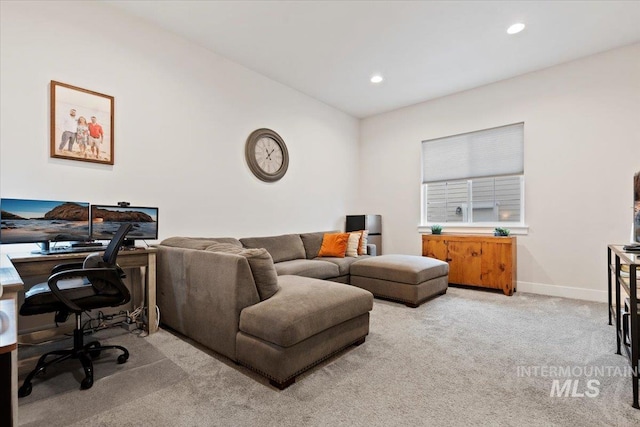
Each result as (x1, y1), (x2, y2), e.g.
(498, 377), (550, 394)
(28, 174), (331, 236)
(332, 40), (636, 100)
(422, 123), (524, 183)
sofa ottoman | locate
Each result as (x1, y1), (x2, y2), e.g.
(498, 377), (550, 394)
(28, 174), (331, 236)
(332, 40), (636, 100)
(350, 254), (449, 308)
(236, 275), (373, 389)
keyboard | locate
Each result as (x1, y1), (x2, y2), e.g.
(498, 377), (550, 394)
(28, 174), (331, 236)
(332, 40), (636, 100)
(71, 242), (105, 248)
(42, 246), (108, 255)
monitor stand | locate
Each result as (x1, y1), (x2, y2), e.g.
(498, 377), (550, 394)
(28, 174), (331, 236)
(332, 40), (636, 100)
(122, 239), (136, 248)
(32, 241), (50, 255)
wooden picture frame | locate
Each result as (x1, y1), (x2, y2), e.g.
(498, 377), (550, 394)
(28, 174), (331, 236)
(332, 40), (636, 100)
(50, 80), (114, 165)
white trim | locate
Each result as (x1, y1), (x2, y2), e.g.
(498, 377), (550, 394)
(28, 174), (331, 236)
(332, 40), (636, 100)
(418, 224), (529, 235)
(516, 281), (607, 303)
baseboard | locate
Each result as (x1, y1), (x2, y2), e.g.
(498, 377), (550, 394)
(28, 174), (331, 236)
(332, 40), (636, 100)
(516, 281), (607, 303)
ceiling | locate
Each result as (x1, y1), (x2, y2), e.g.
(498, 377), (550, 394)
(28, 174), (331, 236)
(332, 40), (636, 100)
(104, 1), (640, 119)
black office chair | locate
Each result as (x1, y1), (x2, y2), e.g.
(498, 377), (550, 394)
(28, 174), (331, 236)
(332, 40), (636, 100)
(18, 223), (133, 397)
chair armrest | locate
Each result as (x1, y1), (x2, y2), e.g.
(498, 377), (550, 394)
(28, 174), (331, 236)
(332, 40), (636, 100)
(48, 267), (127, 312)
(51, 262), (85, 274)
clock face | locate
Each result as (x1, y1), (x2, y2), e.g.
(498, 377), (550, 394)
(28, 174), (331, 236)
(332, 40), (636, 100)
(245, 129), (289, 182)
(254, 136), (284, 174)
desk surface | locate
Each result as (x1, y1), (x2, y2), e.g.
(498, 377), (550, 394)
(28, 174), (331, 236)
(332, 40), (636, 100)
(1, 266), (23, 295)
(609, 245), (640, 265)
(7, 246), (157, 261)
(8, 248), (157, 278)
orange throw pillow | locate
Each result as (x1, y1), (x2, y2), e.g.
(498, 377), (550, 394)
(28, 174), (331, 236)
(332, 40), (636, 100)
(318, 233), (350, 258)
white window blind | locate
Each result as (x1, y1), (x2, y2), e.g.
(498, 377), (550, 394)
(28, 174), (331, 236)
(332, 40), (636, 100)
(422, 123), (524, 183)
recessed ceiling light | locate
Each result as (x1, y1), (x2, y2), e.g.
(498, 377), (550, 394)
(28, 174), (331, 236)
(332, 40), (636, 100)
(370, 75), (383, 84)
(507, 23), (525, 35)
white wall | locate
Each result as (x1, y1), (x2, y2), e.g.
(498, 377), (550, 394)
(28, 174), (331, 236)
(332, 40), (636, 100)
(2, 2), (638, 302)
(0, 1), (359, 241)
(359, 43), (640, 301)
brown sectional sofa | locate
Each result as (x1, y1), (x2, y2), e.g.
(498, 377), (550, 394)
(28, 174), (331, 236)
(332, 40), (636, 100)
(156, 232), (375, 389)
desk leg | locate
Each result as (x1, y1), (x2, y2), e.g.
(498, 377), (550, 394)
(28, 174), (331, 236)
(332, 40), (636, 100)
(0, 351), (15, 427)
(11, 350), (17, 425)
(146, 253), (157, 334)
(615, 256), (622, 355)
(1, 294), (18, 427)
(128, 267), (142, 314)
(608, 248), (612, 325)
(631, 266), (639, 409)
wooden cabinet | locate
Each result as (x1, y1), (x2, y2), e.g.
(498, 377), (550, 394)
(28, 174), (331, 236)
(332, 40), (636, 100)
(422, 234), (517, 296)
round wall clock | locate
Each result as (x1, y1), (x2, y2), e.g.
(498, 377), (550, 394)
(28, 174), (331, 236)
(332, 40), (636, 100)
(245, 128), (289, 182)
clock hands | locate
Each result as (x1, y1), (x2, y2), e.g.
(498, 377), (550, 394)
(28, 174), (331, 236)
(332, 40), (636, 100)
(265, 147), (276, 161)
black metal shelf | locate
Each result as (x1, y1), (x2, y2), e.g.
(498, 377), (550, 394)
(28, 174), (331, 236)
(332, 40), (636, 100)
(608, 245), (639, 409)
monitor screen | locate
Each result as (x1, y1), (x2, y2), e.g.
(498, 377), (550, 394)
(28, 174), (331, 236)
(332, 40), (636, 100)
(0, 198), (90, 244)
(91, 205), (158, 241)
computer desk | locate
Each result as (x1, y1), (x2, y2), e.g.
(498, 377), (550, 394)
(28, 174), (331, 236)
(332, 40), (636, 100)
(7, 247), (158, 340)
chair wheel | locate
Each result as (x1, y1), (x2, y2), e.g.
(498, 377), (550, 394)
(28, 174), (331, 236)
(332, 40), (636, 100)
(18, 383), (32, 398)
(117, 354), (128, 364)
(81, 377), (93, 390)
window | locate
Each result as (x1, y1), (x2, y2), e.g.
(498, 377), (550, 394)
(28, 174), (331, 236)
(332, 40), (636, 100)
(421, 123), (524, 228)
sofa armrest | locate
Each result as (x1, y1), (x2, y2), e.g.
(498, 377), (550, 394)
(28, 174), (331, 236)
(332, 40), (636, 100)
(157, 245), (260, 360)
(367, 243), (377, 256)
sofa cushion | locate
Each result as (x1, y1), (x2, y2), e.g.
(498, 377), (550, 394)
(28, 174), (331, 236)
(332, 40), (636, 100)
(161, 236), (242, 250)
(299, 231), (339, 259)
(240, 234), (306, 263)
(239, 275), (373, 347)
(318, 233), (349, 258)
(317, 255), (367, 276)
(350, 254), (449, 284)
(274, 259), (339, 279)
(205, 243), (279, 300)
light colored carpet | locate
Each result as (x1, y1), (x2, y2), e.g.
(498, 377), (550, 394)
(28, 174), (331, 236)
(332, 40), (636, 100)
(18, 287), (640, 426)
(17, 327), (187, 426)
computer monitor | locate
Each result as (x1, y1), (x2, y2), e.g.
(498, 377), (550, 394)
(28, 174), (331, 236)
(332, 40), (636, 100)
(90, 205), (158, 246)
(0, 198), (90, 251)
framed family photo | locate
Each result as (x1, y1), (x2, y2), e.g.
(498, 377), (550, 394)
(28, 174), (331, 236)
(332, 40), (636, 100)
(50, 80), (114, 165)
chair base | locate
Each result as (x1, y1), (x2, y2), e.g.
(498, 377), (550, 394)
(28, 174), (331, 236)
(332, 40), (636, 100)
(18, 314), (129, 398)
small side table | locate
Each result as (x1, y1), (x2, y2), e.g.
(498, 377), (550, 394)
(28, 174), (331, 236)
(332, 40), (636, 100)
(607, 245), (639, 409)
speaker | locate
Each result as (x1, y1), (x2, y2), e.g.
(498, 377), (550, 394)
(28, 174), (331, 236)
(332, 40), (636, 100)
(346, 215), (381, 254)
